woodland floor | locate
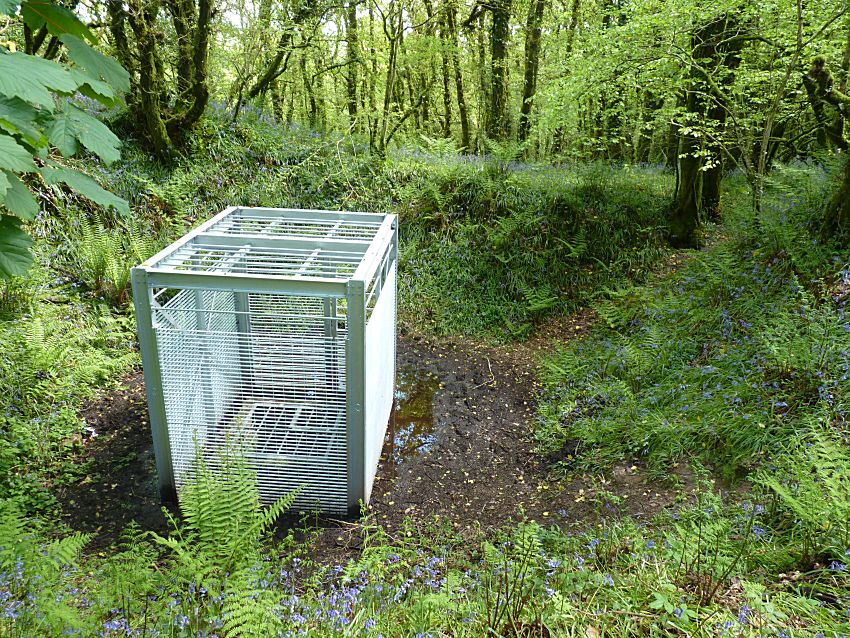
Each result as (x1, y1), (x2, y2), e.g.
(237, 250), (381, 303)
(55, 251), (722, 559)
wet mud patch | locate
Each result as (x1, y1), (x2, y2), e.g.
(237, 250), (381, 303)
(388, 368), (441, 462)
(58, 325), (710, 556)
(358, 335), (703, 546)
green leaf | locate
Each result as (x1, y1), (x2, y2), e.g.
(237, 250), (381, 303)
(0, 135), (37, 172)
(0, 215), (33, 278)
(0, 0), (20, 16)
(20, 0), (96, 44)
(0, 171), (8, 197)
(40, 165), (128, 215)
(46, 106), (79, 156)
(0, 52), (78, 108)
(0, 97), (45, 148)
(61, 34), (130, 94)
(47, 103), (121, 163)
(1, 171), (38, 220)
(69, 70), (116, 105)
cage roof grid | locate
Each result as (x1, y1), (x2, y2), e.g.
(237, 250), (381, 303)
(142, 207), (395, 283)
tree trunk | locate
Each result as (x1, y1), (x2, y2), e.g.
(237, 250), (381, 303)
(446, 1), (470, 150)
(167, 0), (196, 99)
(365, 3), (376, 142)
(377, 3), (403, 152)
(345, 0), (359, 123)
(550, 0), (580, 154)
(487, 0), (512, 141)
(272, 78), (285, 122)
(439, 11), (453, 137)
(634, 91), (662, 163)
(518, 0), (545, 145)
(106, 0), (135, 85)
(126, 0), (173, 155)
(823, 156), (850, 240)
(822, 23), (850, 240)
(110, 0), (212, 156)
(476, 13), (488, 149)
(669, 14), (740, 247)
(669, 128), (702, 248)
(301, 55), (318, 129)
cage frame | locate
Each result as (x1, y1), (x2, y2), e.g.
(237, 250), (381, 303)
(131, 206), (398, 513)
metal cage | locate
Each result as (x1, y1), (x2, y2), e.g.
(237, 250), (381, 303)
(131, 207), (398, 514)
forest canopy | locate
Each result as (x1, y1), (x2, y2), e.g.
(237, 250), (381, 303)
(1, 0), (849, 251)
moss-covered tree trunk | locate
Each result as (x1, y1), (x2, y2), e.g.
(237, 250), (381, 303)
(823, 156), (850, 239)
(111, 0), (212, 157)
(487, 0), (512, 141)
(669, 14), (740, 248)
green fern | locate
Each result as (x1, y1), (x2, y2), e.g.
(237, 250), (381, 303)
(755, 425), (850, 562)
(151, 449), (296, 585)
(220, 582), (282, 637)
(61, 216), (166, 306)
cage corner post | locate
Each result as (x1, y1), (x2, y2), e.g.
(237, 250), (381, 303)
(345, 277), (367, 515)
(130, 266), (177, 503)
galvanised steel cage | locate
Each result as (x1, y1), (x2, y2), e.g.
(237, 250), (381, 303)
(131, 207), (397, 514)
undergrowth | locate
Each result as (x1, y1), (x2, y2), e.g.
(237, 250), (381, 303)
(538, 166), (850, 478)
(0, 115), (669, 522)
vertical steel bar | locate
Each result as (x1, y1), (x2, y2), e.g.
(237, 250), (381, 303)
(323, 298), (339, 392)
(194, 290), (216, 428)
(345, 279), (366, 513)
(235, 292), (253, 397)
(131, 267), (176, 501)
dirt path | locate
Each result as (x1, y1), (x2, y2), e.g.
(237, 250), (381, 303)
(56, 306), (700, 557)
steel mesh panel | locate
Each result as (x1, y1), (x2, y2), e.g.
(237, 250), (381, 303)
(158, 243), (362, 279)
(211, 209), (383, 240)
(152, 288), (348, 513)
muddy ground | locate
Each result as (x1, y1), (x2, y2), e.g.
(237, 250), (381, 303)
(56, 304), (713, 560)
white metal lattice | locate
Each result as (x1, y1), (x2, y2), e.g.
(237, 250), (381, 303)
(132, 207), (397, 514)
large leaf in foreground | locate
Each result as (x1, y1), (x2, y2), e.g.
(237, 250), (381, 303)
(0, 97), (44, 147)
(0, 0), (20, 16)
(0, 135), (37, 173)
(40, 165), (128, 215)
(1, 171), (38, 220)
(0, 53), (77, 107)
(47, 104), (121, 164)
(62, 34), (130, 94)
(0, 215), (33, 277)
(20, 0), (96, 43)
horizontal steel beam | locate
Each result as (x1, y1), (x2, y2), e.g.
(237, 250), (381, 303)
(224, 207), (386, 223)
(145, 268), (347, 297)
(195, 232), (372, 252)
(143, 206), (238, 269)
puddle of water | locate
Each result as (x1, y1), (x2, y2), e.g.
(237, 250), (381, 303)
(383, 367), (441, 467)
